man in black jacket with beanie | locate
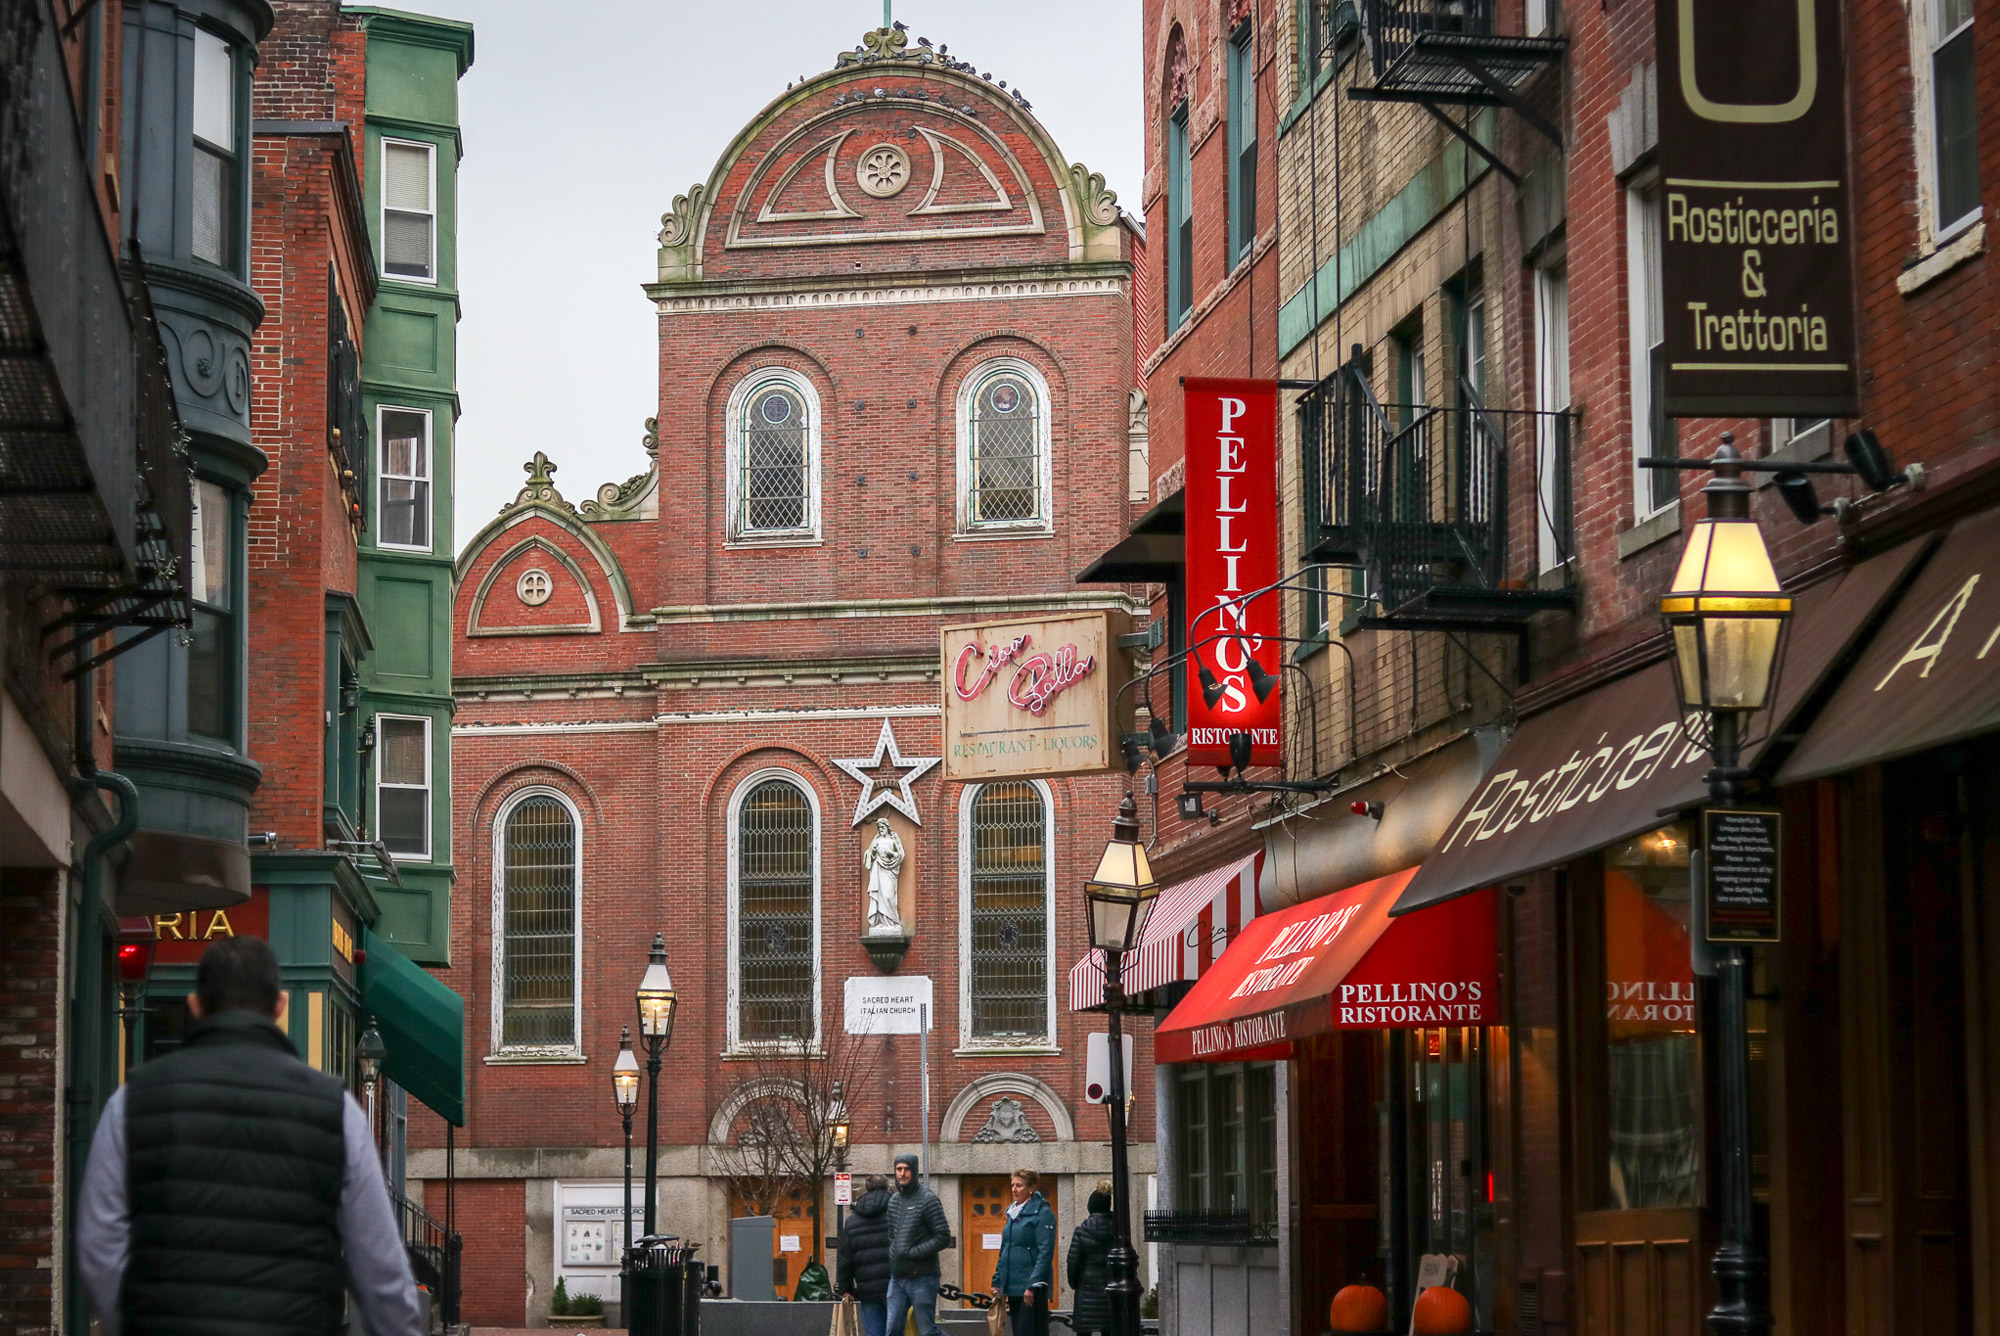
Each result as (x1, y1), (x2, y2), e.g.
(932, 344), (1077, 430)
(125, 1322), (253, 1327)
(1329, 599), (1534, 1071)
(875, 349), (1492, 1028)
(77, 936), (421, 1336)
(884, 1153), (953, 1336)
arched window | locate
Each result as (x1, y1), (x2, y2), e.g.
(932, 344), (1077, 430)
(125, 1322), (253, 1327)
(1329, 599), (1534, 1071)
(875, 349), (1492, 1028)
(494, 791), (580, 1052)
(731, 773), (820, 1047)
(962, 781), (1053, 1044)
(957, 359), (1053, 533)
(727, 370), (821, 542)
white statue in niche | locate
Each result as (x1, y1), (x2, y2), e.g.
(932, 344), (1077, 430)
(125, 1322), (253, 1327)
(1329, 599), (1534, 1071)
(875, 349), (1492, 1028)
(864, 818), (906, 936)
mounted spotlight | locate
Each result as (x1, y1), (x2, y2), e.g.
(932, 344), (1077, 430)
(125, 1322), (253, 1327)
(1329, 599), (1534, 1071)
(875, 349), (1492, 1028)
(1350, 800), (1384, 821)
(1149, 713), (1181, 756)
(1844, 429), (1897, 491)
(1774, 472), (1824, 525)
(1228, 731), (1254, 773)
(1198, 664), (1227, 709)
(1246, 658), (1279, 703)
(1121, 734), (1144, 775)
(1176, 790), (1207, 822)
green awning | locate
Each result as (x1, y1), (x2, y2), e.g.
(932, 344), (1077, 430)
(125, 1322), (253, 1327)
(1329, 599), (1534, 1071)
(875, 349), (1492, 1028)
(360, 928), (465, 1126)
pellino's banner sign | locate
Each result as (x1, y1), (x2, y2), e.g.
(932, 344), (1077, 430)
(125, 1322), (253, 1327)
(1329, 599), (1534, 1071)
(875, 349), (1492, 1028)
(1184, 379), (1282, 768)
(1657, 0), (1859, 417)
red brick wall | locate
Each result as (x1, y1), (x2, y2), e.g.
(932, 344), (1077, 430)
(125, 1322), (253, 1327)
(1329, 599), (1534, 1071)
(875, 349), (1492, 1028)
(0, 870), (62, 1336)
(428, 1177), (526, 1328)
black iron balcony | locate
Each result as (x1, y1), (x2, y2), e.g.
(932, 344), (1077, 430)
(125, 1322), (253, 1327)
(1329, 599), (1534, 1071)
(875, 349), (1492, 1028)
(1143, 1210), (1278, 1247)
(0, 1), (191, 675)
(391, 1188), (460, 1327)
(1299, 364), (1575, 637)
(1360, 0), (1565, 102)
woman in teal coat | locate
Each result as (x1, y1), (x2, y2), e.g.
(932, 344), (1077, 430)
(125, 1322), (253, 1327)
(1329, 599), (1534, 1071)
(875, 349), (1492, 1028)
(991, 1168), (1057, 1335)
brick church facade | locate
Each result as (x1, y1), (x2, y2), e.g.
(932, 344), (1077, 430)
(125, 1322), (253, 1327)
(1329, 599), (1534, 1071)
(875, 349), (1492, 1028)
(426, 26), (1151, 1325)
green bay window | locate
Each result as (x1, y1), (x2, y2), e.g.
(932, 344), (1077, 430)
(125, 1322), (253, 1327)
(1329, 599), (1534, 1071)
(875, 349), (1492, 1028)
(186, 478), (237, 744)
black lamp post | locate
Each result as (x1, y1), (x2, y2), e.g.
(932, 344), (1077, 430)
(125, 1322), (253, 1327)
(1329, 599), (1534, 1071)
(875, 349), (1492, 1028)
(357, 1021), (389, 1165)
(1659, 439), (1789, 1336)
(634, 934), (678, 1240)
(1083, 795), (1160, 1336)
(613, 1026), (640, 1253)
(829, 1080), (851, 1240)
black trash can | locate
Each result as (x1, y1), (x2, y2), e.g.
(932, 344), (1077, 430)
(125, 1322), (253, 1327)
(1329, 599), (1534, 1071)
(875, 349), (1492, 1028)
(624, 1237), (701, 1336)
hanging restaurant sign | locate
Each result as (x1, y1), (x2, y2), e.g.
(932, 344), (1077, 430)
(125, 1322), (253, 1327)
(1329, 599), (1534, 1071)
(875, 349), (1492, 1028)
(1655, 0), (1859, 417)
(941, 610), (1132, 781)
(1184, 378), (1282, 768)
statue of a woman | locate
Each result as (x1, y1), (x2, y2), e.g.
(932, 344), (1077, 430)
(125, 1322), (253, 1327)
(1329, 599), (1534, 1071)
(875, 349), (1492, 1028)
(863, 819), (905, 936)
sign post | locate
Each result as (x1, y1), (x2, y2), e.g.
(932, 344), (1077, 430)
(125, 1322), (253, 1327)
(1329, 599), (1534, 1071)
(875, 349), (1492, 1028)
(1702, 807), (1782, 943)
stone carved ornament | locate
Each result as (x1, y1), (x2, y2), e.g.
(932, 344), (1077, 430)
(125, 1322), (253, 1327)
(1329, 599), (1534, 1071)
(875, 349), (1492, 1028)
(972, 1096), (1042, 1144)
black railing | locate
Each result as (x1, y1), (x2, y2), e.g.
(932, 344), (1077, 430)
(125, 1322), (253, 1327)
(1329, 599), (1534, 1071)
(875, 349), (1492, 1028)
(391, 1188), (460, 1327)
(1143, 1210), (1279, 1247)
(1298, 365), (1575, 620)
(1363, 0), (1495, 77)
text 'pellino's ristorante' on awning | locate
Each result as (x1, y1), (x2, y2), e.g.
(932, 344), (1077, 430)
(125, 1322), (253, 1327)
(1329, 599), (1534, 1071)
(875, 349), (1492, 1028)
(1656, 0), (1860, 417)
(1183, 378), (1282, 768)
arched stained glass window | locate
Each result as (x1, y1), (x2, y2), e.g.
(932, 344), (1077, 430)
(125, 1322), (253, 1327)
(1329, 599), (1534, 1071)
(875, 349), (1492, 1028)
(741, 382), (810, 534)
(966, 371), (1044, 524)
(735, 777), (817, 1044)
(500, 795), (577, 1048)
(966, 781), (1049, 1041)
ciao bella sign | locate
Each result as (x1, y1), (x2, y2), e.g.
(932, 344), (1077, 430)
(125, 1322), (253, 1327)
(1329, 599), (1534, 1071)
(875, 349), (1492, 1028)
(941, 610), (1131, 781)
(1185, 379), (1282, 768)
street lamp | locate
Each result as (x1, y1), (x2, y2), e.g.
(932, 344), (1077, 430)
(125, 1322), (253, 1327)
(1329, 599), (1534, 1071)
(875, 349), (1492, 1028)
(114, 917), (156, 1081)
(634, 933), (677, 1239)
(358, 1021), (389, 1163)
(1659, 437), (1788, 1336)
(613, 1027), (640, 1256)
(1083, 794), (1158, 1336)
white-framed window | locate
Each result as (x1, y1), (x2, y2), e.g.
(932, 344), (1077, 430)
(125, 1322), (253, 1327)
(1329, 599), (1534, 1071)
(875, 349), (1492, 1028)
(1227, 21), (1258, 262)
(956, 358), (1053, 534)
(491, 787), (582, 1054)
(1534, 263), (1571, 572)
(375, 714), (431, 858)
(1626, 185), (1676, 520)
(958, 780), (1055, 1049)
(1769, 417), (1832, 460)
(725, 369), (822, 543)
(1915, 0), (1979, 239)
(381, 138), (437, 283)
(191, 28), (238, 269)
(727, 770), (821, 1051)
(377, 406), (432, 551)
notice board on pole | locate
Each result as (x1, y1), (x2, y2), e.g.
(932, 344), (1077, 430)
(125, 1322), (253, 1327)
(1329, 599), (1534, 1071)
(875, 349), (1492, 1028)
(1703, 808), (1782, 944)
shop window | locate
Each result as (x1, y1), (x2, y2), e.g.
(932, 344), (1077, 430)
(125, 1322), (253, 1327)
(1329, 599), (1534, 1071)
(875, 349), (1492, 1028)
(376, 715), (431, 858)
(382, 138), (437, 282)
(186, 479), (237, 745)
(496, 791), (580, 1051)
(957, 361), (1052, 533)
(1599, 823), (1702, 1209)
(963, 781), (1052, 1044)
(730, 774), (819, 1049)
(1172, 1063), (1279, 1235)
(378, 407), (432, 551)
(191, 29), (237, 269)
(727, 370), (821, 542)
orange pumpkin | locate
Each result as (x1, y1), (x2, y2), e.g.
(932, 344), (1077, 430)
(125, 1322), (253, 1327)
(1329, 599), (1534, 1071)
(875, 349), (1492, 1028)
(1329, 1284), (1389, 1333)
(1412, 1285), (1474, 1336)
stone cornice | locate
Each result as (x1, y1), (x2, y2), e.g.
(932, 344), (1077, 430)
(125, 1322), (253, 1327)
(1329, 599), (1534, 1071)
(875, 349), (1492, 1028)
(649, 590), (1136, 625)
(644, 261), (1130, 310)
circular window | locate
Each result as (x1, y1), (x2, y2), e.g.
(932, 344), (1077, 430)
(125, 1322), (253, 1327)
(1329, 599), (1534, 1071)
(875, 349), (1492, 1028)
(856, 143), (912, 198)
(997, 922), (1023, 950)
(516, 568), (553, 606)
(989, 380), (1023, 414)
(764, 924), (790, 952)
(758, 391), (794, 425)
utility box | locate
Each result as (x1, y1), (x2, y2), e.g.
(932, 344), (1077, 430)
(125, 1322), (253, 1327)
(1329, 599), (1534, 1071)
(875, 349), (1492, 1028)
(728, 1215), (776, 1301)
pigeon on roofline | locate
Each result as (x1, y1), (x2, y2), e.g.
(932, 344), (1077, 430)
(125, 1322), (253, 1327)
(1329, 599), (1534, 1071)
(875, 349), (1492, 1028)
(893, 19), (907, 30)
(917, 36), (931, 46)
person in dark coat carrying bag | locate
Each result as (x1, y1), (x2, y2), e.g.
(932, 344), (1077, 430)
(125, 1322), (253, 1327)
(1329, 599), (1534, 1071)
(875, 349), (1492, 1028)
(991, 1168), (1057, 1336)
(75, 936), (422, 1336)
(837, 1175), (894, 1336)
(1066, 1181), (1117, 1336)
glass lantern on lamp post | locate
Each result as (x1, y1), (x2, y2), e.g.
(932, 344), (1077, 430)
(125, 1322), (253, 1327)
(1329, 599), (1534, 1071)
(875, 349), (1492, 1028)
(830, 1080), (851, 1238)
(1659, 436), (1789, 1336)
(1083, 795), (1158, 1336)
(357, 1022), (389, 1165)
(634, 934), (677, 1240)
(613, 1027), (640, 1258)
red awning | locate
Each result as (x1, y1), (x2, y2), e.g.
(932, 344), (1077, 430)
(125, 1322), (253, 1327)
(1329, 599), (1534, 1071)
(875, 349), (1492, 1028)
(1156, 869), (1498, 1063)
(1068, 853), (1260, 1011)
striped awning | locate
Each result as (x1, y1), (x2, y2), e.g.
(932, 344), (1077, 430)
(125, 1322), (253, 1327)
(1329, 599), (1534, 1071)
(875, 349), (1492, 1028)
(1068, 852), (1261, 1011)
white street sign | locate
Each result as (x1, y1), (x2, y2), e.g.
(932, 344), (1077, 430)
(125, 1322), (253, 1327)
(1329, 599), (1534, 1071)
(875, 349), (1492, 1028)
(844, 975), (934, 1035)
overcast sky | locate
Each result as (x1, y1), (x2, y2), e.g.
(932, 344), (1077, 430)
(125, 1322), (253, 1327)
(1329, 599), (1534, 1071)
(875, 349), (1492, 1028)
(429, 1), (1143, 550)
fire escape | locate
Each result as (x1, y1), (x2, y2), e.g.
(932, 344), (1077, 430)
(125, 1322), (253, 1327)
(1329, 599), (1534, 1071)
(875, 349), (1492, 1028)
(1351, 0), (1565, 183)
(1300, 359), (1576, 669)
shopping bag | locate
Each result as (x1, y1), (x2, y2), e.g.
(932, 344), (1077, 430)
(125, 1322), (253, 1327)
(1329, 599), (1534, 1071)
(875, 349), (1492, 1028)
(830, 1296), (861, 1336)
(987, 1293), (1010, 1336)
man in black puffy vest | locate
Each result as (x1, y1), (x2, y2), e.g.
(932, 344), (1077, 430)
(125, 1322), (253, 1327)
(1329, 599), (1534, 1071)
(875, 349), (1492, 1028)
(77, 935), (421, 1336)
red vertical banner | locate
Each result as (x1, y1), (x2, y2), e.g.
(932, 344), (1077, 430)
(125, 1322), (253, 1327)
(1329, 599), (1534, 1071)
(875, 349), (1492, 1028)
(1184, 378), (1281, 768)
